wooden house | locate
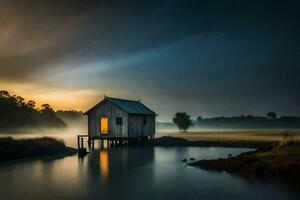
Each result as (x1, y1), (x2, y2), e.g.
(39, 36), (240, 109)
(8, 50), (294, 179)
(84, 96), (156, 143)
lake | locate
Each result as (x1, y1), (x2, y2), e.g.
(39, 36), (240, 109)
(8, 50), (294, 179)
(0, 145), (299, 200)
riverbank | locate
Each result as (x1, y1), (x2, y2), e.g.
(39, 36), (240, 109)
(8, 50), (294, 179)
(166, 130), (300, 143)
(153, 136), (280, 148)
(190, 142), (300, 189)
(0, 137), (77, 163)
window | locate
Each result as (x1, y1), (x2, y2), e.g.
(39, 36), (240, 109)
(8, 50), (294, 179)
(100, 118), (108, 134)
(116, 117), (123, 125)
(143, 116), (147, 125)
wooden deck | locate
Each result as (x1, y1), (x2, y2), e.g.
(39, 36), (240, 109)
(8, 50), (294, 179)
(77, 134), (154, 152)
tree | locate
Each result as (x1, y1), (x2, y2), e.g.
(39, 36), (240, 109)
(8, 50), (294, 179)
(27, 100), (36, 108)
(173, 112), (192, 132)
(15, 96), (25, 107)
(0, 90), (10, 98)
(40, 103), (55, 116)
(41, 104), (53, 111)
(0, 90), (66, 129)
(196, 116), (202, 124)
(267, 112), (277, 120)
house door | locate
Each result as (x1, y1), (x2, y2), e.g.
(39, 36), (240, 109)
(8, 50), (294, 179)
(100, 117), (108, 134)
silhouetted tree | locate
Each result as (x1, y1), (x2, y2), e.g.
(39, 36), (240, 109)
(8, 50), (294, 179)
(0, 90), (10, 98)
(56, 110), (83, 122)
(196, 116), (202, 124)
(15, 96), (25, 107)
(267, 112), (277, 119)
(0, 90), (66, 129)
(27, 100), (36, 108)
(41, 104), (52, 111)
(173, 112), (192, 132)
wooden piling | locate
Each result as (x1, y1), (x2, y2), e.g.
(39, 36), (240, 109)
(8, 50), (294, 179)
(77, 135), (80, 149)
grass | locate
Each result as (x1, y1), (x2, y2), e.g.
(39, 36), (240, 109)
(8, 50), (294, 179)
(189, 139), (300, 189)
(0, 137), (77, 162)
(166, 130), (300, 145)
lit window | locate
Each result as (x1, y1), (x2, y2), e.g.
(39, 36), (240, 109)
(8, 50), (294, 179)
(100, 118), (108, 134)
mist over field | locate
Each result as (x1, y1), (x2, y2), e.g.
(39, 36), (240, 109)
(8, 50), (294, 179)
(0, 119), (86, 147)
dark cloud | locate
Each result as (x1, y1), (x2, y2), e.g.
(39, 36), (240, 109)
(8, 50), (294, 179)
(1, 0), (300, 119)
(0, 0), (94, 81)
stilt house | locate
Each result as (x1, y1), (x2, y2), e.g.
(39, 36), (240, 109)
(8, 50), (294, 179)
(84, 96), (156, 141)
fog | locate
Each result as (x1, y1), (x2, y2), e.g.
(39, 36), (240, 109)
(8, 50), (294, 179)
(0, 120), (87, 148)
(2, 120), (296, 148)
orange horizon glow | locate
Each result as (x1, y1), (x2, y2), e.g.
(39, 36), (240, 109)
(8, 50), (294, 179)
(1, 82), (132, 112)
(2, 83), (104, 111)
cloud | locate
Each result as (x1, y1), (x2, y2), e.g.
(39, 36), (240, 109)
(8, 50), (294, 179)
(0, 0), (93, 81)
(1, 0), (300, 119)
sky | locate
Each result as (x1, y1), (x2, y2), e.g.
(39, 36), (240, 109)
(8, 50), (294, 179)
(1, 0), (300, 121)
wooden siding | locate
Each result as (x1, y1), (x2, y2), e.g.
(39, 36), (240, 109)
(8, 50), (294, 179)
(87, 100), (129, 138)
(128, 115), (155, 137)
(87, 99), (155, 139)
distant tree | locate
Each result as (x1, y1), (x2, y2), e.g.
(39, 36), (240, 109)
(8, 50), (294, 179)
(0, 90), (66, 129)
(56, 110), (83, 122)
(173, 112), (192, 132)
(196, 116), (202, 124)
(267, 112), (277, 120)
(40, 103), (56, 117)
(41, 103), (52, 111)
(27, 100), (36, 108)
(15, 96), (25, 107)
(0, 90), (10, 98)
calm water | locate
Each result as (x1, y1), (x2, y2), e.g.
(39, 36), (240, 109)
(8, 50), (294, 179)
(0, 145), (299, 200)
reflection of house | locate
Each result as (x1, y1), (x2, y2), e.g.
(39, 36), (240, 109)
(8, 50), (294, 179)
(84, 96), (156, 142)
(87, 147), (155, 186)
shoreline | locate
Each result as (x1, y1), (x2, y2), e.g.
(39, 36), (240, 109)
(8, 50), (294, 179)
(0, 137), (77, 165)
(189, 143), (300, 189)
(0, 147), (77, 166)
(152, 136), (278, 148)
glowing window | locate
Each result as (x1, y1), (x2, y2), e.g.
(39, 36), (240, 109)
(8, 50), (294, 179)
(100, 118), (108, 134)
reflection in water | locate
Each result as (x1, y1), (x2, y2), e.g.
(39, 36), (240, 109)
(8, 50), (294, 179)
(99, 150), (109, 184)
(0, 147), (299, 199)
(85, 146), (155, 198)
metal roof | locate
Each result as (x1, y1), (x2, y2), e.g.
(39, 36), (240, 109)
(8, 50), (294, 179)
(84, 97), (157, 115)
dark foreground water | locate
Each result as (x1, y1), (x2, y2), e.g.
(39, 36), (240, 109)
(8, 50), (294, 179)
(0, 146), (299, 200)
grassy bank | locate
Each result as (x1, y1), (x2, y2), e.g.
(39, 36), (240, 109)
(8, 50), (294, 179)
(166, 130), (300, 145)
(0, 137), (77, 163)
(153, 136), (269, 148)
(190, 141), (300, 189)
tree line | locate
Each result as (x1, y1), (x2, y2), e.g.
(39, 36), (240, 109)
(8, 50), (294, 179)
(172, 112), (300, 132)
(0, 90), (82, 130)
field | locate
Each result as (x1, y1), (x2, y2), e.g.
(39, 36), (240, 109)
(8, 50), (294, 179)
(163, 130), (300, 144)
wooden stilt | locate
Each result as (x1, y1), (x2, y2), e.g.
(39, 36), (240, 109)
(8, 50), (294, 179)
(77, 135), (80, 149)
(81, 138), (84, 149)
(88, 139), (91, 148)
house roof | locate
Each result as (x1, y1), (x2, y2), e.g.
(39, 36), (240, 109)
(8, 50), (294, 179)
(84, 96), (157, 115)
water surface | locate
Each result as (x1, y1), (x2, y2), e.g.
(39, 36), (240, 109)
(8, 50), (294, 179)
(0, 146), (299, 200)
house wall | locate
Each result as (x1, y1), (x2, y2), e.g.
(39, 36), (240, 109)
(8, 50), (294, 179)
(128, 115), (155, 138)
(87, 100), (129, 138)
